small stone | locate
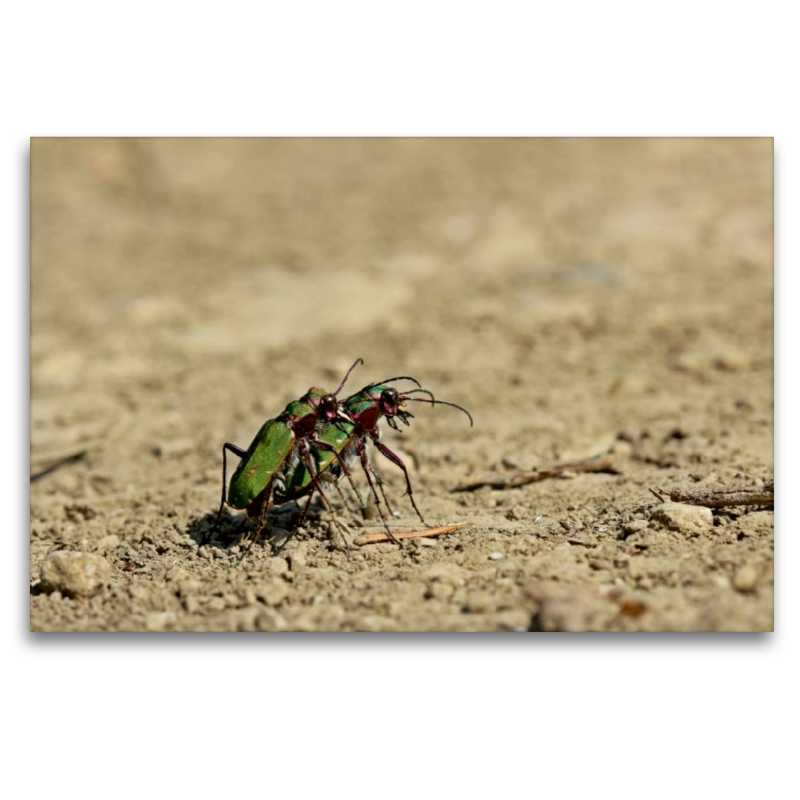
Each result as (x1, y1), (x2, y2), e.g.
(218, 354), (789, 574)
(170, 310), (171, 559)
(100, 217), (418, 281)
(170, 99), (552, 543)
(206, 597), (227, 613)
(269, 527), (291, 547)
(95, 534), (121, 551)
(489, 552), (503, 560)
(506, 505), (527, 521)
(735, 512), (774, 536)
(255, 579), (289, 607)
(623, 520), (649, 535)
(177, 579), (202, 597)
(40, 551), (111, 598)
(145, 612), (175, 632)
(714, 349), (752, 371)
(496, 610), (531, 631)
(128, 584), (150, 601)
(426, 582), (455, 601)
(234, 607), (261, 632)
(464, 592), (497, 614)
(165, 565), (191, 582)
(221, 592), (242, 608)
(268, 557), (289, 575)
(733, 564), (758, 592)
(288, 543), (308, 573)
(713, 574), (731, 590)
(255, 608), (288, 632)
(183, 596), (202, 614)
(651, 503), (713, 535)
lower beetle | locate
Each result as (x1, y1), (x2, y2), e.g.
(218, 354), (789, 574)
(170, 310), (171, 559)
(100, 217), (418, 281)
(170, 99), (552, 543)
(217, 359), (365, 544)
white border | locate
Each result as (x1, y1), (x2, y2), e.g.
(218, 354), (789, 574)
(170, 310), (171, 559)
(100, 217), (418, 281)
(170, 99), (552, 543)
(8, 3), (793, 798)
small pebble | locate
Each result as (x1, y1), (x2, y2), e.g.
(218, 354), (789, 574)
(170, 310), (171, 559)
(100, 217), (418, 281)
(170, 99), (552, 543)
(95, 534), (121, 551)
(733, 564), (758, 592)
(425, 582), (454, 601)
(624, 520), (649, 535)
(465, 591), (497, 613)
(255, 579), (289, 607)
(489, 552), (503, 560)
(268, 557), (289, 575)
(40, 551), (111, 598)
(651, 503), (712, 535)
(183, 596), (202, 614)
(289, 542), (308, 573)
(145, 612), (175, 632)
(165, 565), (191, 583)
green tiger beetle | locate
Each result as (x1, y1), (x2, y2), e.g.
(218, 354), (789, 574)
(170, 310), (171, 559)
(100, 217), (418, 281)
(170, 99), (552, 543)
(276, 380), (474, 551)
(218, 360), (425, 558)
(218, 358), (366, 551)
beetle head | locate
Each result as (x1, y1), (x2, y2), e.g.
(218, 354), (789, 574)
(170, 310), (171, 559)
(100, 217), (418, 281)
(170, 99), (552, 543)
(379, 387), (415, 431)
(318, 393), (340, 421)
(378, 387), (405, 417)
(306, 388), (340, 421)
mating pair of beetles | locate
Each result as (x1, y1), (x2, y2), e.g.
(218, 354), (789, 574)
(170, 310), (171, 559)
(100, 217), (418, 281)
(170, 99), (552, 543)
(218, 359), (473, 556)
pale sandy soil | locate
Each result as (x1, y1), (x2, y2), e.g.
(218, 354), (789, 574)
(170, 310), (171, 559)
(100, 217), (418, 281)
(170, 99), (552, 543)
(30, 138), (773, 631)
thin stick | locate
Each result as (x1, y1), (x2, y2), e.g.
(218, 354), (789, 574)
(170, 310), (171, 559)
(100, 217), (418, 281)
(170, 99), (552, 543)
(652, 484), (774, 508)
(354, 523), (466, 546)
(30, 415), (130, 472)
(456, 453), (618, 491)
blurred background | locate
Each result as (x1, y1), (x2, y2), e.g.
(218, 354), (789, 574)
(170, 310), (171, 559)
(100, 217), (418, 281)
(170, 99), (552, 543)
(31, 138), (773, 483)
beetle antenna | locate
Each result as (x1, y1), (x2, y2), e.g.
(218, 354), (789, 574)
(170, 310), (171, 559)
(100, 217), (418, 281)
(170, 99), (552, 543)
(405, 398), (474, 427)
(369, 375), (423, 389)
(402, 388), (435, 404)
(334, 358), (364, 395)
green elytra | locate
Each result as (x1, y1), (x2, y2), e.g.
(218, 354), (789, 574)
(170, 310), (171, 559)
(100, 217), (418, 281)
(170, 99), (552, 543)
(217, 360), (366, 553)
(278, 418), (356, 500)
(226, 397), (319, 510)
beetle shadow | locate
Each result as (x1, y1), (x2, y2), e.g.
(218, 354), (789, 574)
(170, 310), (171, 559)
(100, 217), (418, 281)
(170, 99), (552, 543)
(184, 502), (305, 551)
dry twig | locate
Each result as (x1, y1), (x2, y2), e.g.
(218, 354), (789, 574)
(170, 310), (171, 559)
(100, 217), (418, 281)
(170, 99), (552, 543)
(354, 523), (466, 546)
(30, 416), (130, 481)
(456, 453), (618, 491)
(650, 483), (774, 508)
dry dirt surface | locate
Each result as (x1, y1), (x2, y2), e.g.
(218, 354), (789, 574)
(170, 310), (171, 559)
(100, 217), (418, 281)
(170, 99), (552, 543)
(30, 138), (774, 632)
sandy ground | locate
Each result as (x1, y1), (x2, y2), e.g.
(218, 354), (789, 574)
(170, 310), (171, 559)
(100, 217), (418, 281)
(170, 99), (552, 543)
(30, 137), (773, 632)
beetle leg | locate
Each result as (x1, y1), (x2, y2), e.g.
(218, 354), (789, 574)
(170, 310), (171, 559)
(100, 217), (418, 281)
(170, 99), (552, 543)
(299, 441), (352, 558)
(219, 442), (247, 518)
(370, 465), (396, 517)
(311, 434), (367, 509)
(357, 441), (404, 548)
(232, 477), (276, 567)
(373, 437), (430, 528)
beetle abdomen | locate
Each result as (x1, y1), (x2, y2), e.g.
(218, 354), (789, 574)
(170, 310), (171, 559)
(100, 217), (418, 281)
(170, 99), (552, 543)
(227, 420), (295, 509)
